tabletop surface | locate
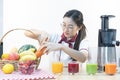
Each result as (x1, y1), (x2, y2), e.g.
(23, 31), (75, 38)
(53, 67), (120, 80)
(0, 65), (120, 80)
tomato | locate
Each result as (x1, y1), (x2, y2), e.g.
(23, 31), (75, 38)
(35, 47), (46, 58)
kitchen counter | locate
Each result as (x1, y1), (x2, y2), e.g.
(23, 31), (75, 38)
(53, 67), (120, 80)
(0, 64), (120, 80)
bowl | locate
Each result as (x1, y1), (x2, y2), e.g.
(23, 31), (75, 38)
(18, 60), (36, 75)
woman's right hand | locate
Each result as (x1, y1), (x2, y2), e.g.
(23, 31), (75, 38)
(38, 31), (50, 45)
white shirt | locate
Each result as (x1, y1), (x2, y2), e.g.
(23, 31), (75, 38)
(38, 33), (89, 70)
(49, 33), (89, 66)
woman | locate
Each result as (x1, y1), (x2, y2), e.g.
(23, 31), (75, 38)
(24, 9), (88, 66)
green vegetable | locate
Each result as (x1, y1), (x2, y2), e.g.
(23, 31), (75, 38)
(18, 44), (37, 53)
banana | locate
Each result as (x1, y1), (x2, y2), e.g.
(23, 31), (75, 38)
(28, 48), (36, 52)
(19, 55), (37, 61)
(19, 50), (36, 58)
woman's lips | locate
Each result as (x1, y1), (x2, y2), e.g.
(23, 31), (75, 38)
(64, 33), (69, 36)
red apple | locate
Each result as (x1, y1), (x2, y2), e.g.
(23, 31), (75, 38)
(8, 53), (20, 60)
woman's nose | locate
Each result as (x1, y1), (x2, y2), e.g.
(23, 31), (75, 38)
(63, 27), (69, 32)
(64, 29), (69, 33)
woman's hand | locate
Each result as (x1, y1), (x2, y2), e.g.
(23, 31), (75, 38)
(38, 31), (50, 45)
(40, 42), (63, 54)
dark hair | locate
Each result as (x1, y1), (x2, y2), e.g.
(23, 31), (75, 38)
(63, 9), (87, 50)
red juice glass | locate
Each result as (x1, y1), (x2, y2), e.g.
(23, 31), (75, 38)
(68, 61), (79, 75)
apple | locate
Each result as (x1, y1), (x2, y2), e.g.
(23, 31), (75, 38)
(8, 53), (20, 60)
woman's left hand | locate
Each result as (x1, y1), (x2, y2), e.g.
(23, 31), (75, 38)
(40, 42), (62, 54)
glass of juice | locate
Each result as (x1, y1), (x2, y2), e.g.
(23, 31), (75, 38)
(86, 63), (98, 75)
(52, 62), (63, 74)
(105, 63), (117, 75)
(86, 47), (98, 75)
(68, 61), (79, 75)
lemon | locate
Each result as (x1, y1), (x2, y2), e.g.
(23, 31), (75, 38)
(2, 63), (14, 74)
(1, 53), (9, 60)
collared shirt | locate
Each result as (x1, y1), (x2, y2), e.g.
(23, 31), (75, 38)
(49, 33), (89, 66)
(38, 33), (89, 70)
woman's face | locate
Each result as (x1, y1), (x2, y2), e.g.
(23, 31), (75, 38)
(61, 17), (80, 39)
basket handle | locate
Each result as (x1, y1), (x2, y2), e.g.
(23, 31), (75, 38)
(0, 28), (40, 45)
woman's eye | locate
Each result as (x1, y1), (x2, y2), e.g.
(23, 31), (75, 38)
(68, 25), (74, 29)
(61, 23), (74, 29)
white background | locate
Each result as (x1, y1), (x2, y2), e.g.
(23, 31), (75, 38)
(0, 0), (3, 38)
(2, 0), (120, 51)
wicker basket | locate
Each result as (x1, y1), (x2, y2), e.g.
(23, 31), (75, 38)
(0, 28), (41, 71)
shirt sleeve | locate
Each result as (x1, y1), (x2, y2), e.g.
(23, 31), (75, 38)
(49, 33), (61, 43)
(79, 38), (89, 58)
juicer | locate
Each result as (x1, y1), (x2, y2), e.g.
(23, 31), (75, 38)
(97, 15), (120, 72)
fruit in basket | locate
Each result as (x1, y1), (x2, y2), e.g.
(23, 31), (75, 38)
(18, 44), (37, 53)
(8, 52), (20, 60)
(2, 63), (14, 74)
(10, 47), (18, 53)
(18, 60), (36, 74)
(35, 47), (46, 58)
(19, 50), (37, 61)
(19, 54), (37, 61)
(28, 48), (36, 52)
(19, 50), (36, 58)
(1, 53), (10, 60)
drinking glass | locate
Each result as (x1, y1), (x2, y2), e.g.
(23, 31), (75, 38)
(116, 47), (120, 73)
(52, 62), (63, 74)
(105, 63), (117, 75)
(86, 62), (98, 75)
(86, 47), (98, 75)
(104, 47), (117, 75)
(68, 61), (79, 75)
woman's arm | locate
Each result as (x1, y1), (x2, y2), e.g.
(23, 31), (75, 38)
(41, 42), (88, 63)
(24, 29), (42, 39)
(60, 45), (87, 63)
(24, 29), (50, 45)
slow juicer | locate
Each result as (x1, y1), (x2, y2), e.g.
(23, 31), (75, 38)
(97, 15), (120, 72)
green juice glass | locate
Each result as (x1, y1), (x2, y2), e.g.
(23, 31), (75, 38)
(86, 63), (98, 75)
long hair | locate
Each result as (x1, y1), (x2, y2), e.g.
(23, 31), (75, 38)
(63, 9), (87, 50)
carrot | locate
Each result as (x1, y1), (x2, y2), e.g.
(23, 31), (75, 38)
(35, 47), (46, 58)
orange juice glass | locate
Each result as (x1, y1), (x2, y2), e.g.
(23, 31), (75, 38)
(105, 63), (117, 75)
(52, 62), (63, 74)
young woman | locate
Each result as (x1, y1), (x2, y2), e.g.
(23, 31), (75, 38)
(24, 9), (88, 66)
